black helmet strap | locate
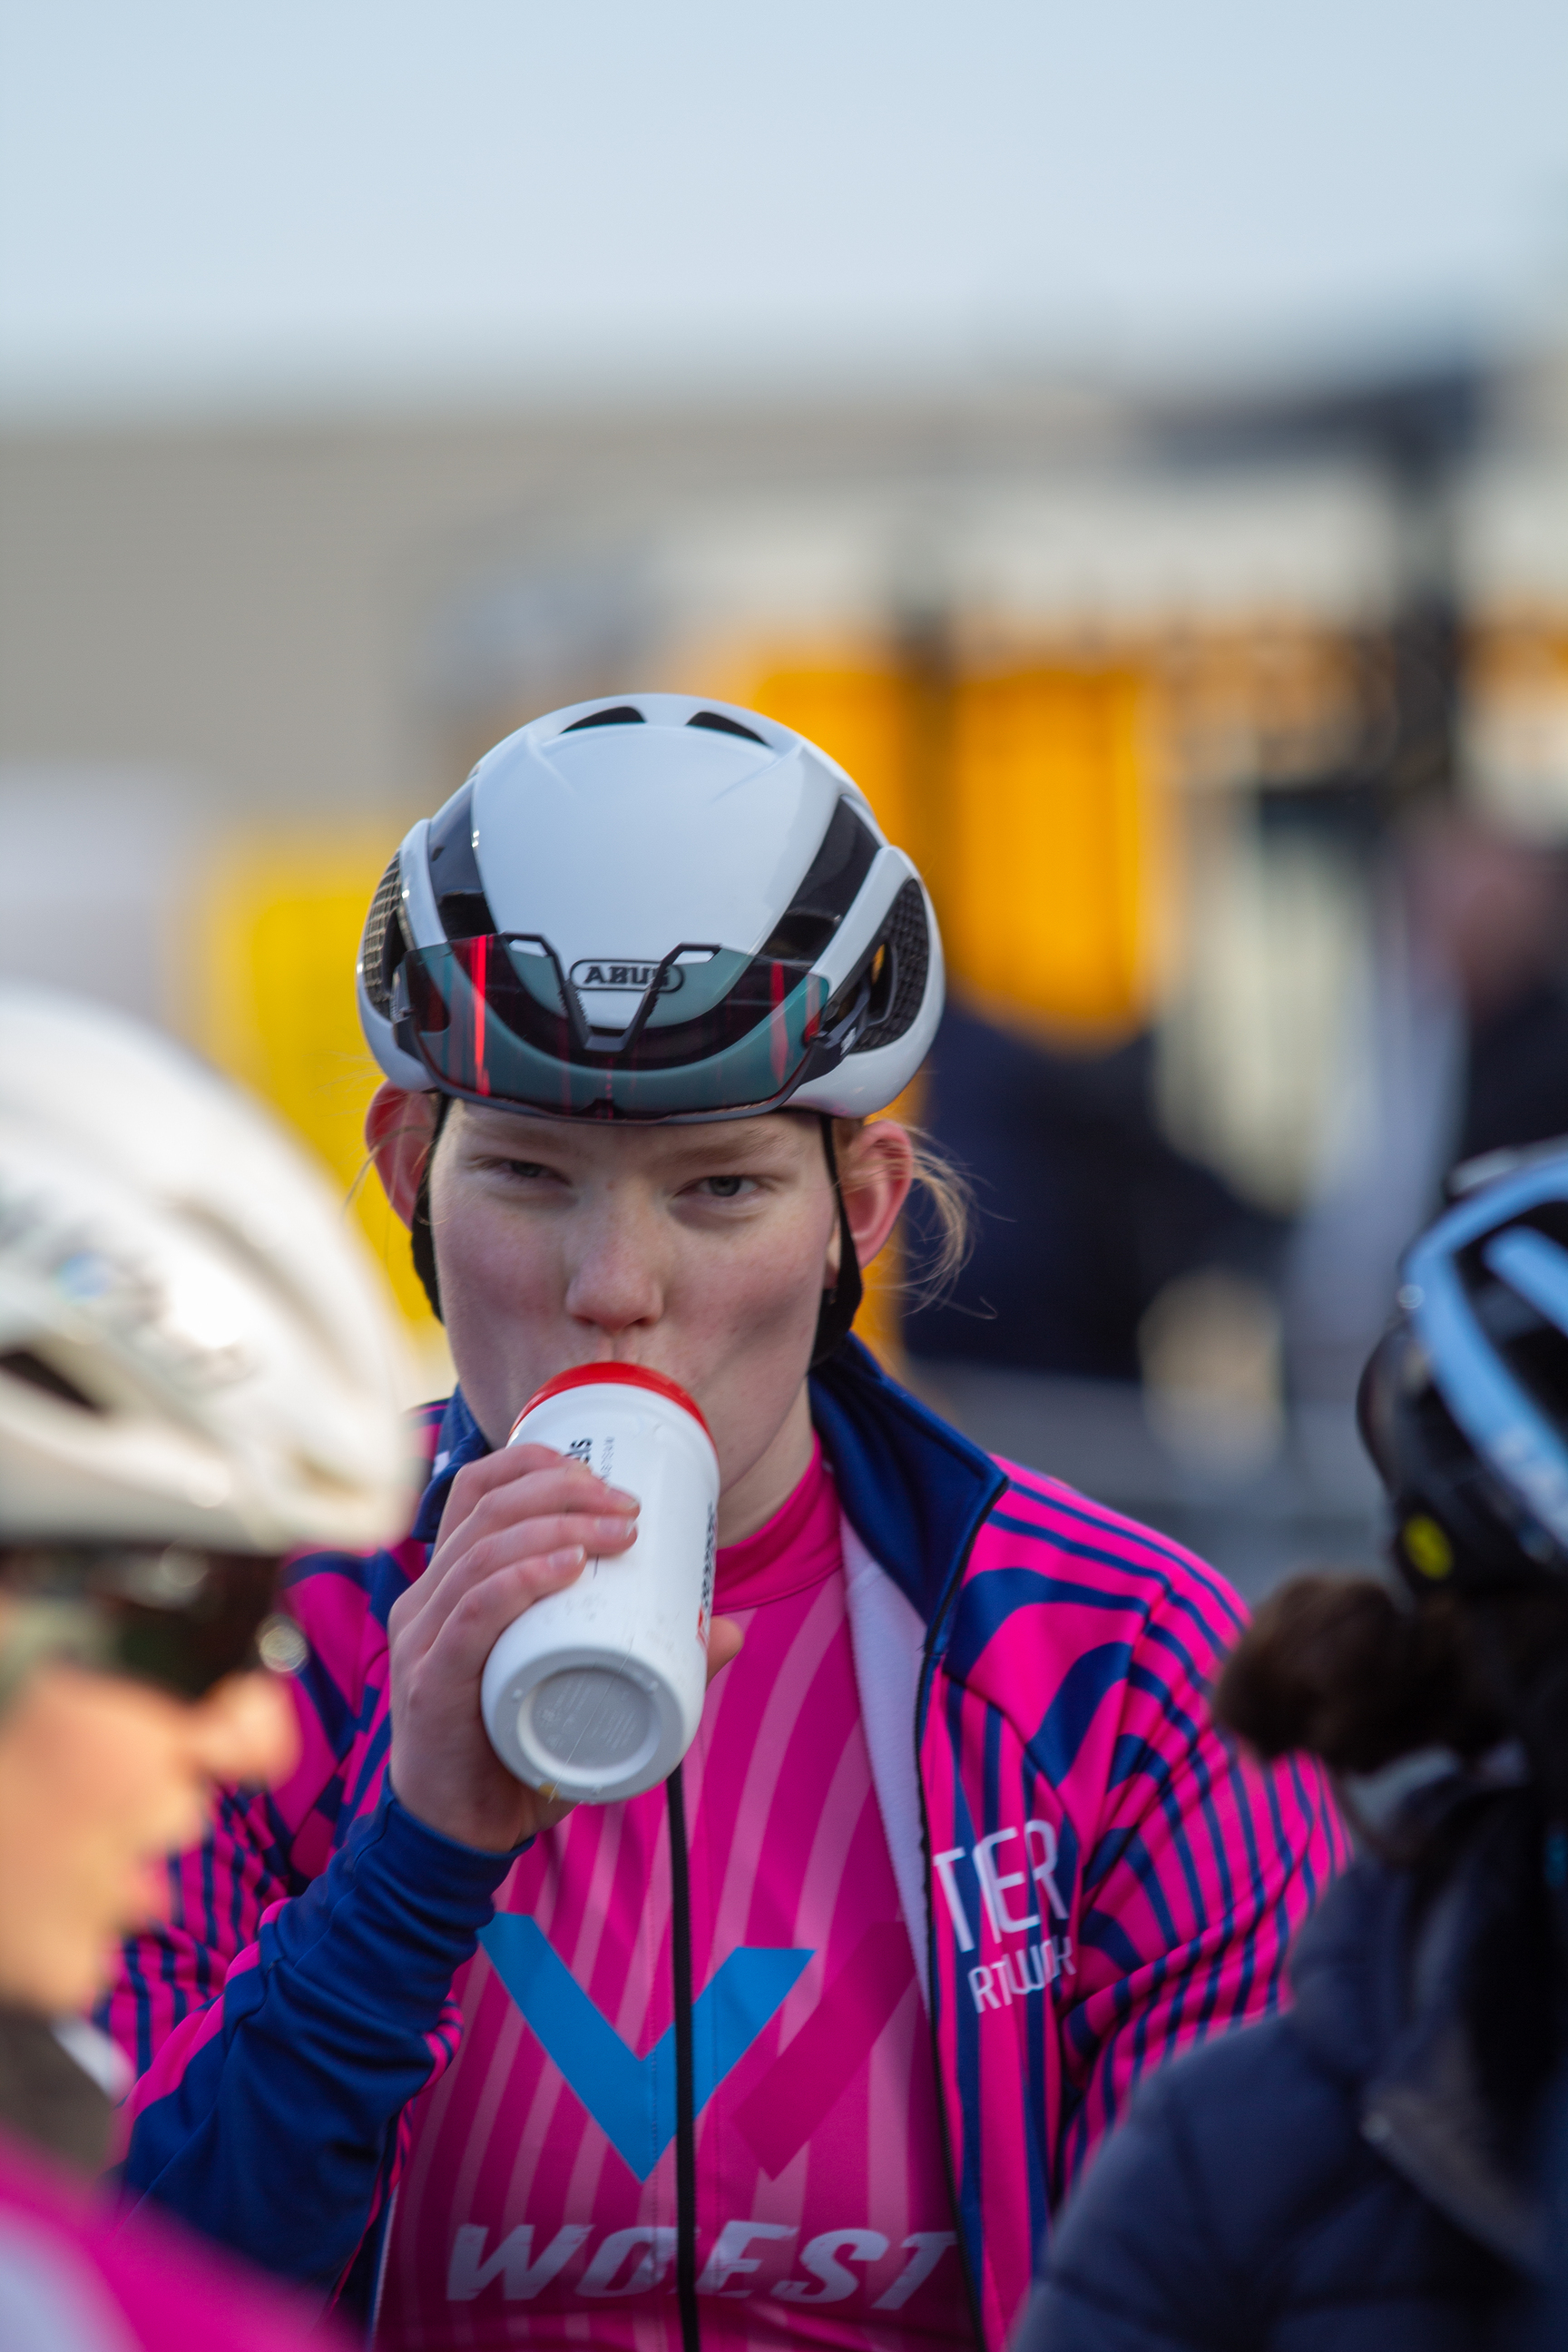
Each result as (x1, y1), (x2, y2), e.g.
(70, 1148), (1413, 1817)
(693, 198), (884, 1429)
(811, 1115), (864, 1369)
(410, 1093), (450, 1321)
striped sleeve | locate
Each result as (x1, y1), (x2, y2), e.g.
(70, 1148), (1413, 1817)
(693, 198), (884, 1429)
(112, 1789), (515, 2292)
(101, 1525), (405, 2092)
(989, 1470), (1350, 2191)
(924, 1458), (1353, 2348)
(100, 1535), (379, 2094)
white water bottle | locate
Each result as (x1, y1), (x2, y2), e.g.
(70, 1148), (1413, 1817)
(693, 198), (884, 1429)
(479, 1364), (720, 1804)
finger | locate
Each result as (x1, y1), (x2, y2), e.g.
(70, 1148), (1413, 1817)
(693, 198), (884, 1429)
(416, 1478), (635, 1625)
(387, 1464), (629, 1648)
(705, 1614), (745, 1682)
(407, 1509), (638, 1657)
(438, 1444), (635, 1530)
(430, 1444), (565, 1541)
(432, 1452), (638, 1570)
(430, 1483), (637, 1597)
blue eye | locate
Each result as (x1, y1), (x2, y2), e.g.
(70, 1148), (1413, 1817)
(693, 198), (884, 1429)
(703, 1175), (746, 1198)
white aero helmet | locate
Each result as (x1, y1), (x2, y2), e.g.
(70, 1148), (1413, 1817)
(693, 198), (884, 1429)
(0, 989), (416, 1553)
(358, 693), (944, 1122)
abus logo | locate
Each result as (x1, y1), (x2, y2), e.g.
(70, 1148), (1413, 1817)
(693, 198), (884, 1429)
(569, 960), (682, 995)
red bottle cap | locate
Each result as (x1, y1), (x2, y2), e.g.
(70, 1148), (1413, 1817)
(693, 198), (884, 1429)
(509, 1361), (714, 1446)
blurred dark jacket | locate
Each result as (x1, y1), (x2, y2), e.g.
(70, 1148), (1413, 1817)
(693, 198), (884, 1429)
(1460, 979), (1568, 1167)
(905, 1005), (1280, 1379)
(1018, 1784), (1558, 2352)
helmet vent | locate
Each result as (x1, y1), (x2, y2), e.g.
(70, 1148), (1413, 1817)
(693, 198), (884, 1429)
(359, 855), (406, 1018)
(427, 781), (498, 940)
(0, 1348), (104, 1413)
(688, 710), (765, 745)
(563, 706), (645, 731)
(760, 799), (878, 965)
(850, 881), (929, 1054)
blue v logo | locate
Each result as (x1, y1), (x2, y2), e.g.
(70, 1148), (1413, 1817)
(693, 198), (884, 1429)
(479, 1916), (811, 2181)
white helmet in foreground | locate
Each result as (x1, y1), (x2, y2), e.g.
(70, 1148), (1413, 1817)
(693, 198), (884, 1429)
(0, 989), (416, 1553)
(357, 693), (944, 1122)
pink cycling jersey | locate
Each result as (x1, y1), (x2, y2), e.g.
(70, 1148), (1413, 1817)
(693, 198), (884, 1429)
(107, 1361), (1348, 2347)
(377, 1441), (969, 2350)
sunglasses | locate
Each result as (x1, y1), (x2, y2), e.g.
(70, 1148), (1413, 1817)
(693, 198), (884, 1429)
(0, 1546), (298, 1704)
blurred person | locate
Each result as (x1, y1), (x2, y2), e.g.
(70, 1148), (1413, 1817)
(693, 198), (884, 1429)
(905, 1005), (1283, 1383)
(1021, 1142), (1568, 2351)
(106, 697), (1344, 2350)
(1289, 808), (1568, 1411)
(1408, 808), (1568, 1160)
(0, 985), (416, 2347)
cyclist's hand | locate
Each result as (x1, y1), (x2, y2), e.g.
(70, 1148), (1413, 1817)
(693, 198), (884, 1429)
(388, 1444), (740, 1851)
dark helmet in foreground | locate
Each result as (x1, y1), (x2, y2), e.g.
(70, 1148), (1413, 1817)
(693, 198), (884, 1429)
(1360, 1143), (1568, 1594)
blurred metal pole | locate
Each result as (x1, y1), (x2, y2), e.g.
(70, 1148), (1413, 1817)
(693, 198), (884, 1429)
(1151, 357), (1490, 818)
(892, 580), (957, 927)
(1377, 388), (1467, 811)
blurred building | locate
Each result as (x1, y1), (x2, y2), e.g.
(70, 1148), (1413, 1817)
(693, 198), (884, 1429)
(5, 351), (1568, 1587)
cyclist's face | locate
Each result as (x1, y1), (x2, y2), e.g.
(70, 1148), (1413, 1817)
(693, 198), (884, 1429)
(432, 1109), (837, 1480)
(0, 1650), (296, 2012)
(371, 1095), (910, 1529)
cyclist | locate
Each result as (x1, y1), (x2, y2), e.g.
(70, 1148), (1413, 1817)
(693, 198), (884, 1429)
(1022, 1144), (1568, 2350)
(0, 985), (413, 2347)
(108, 696), (1345, 2348)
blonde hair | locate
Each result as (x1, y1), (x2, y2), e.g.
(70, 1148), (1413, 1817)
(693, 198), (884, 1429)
(832, 1117), (974, 1311)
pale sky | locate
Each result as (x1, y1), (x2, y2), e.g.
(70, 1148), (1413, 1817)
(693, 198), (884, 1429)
(2, 0), (1565, 413)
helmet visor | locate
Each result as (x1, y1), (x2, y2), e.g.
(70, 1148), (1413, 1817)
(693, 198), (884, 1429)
(397, 935), (832, 1120)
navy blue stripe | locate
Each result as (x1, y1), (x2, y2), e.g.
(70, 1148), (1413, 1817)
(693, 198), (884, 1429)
(943, 1679), (987, 2307)
(947, 1563), (1220, 1694)
(1027, 1643), (1134, 1785)
(1149, 1765), (1207, 1938)
(960, 1548), (1237, 1703)
(1258, 1762), (1294, 2015)
(1285, 1751), (1323, 1916)
(228, 1810), (250, 1955)
(1077, 1908), (1145, 1974)
(998, 1479), (1249, 1637)
(982, 1706), (1004, 1883)
(989, 1504), (1246, 1642)
(346, 1710), (394, 1820)
(1120, 1948), (1173, 2116)
(1219, 1740), (1267, 2026)
(121, 1936), (154, 2078)
(1016, 1757), (1054, 2234)
(1171, 1758), (1240, 2052)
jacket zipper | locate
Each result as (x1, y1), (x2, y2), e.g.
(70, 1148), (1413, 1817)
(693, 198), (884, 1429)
(667, 1763), (701, 2352)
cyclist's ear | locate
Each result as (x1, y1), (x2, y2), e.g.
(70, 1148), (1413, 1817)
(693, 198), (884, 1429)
(366, 1083), (440, 1229)
(836, 1119), (915, 1274)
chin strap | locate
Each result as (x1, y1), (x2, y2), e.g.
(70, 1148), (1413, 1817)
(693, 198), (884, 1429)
(410, 1093), (451, 1321)
(810, 1116), (863, 1369)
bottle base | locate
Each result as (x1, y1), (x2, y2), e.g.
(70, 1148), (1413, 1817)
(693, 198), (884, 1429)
(481, 1639), (698, 1804)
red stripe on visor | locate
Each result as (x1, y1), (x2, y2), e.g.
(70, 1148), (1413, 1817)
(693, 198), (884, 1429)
(769, 956), (788, 1090)
(471, 933), (490, 1096)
